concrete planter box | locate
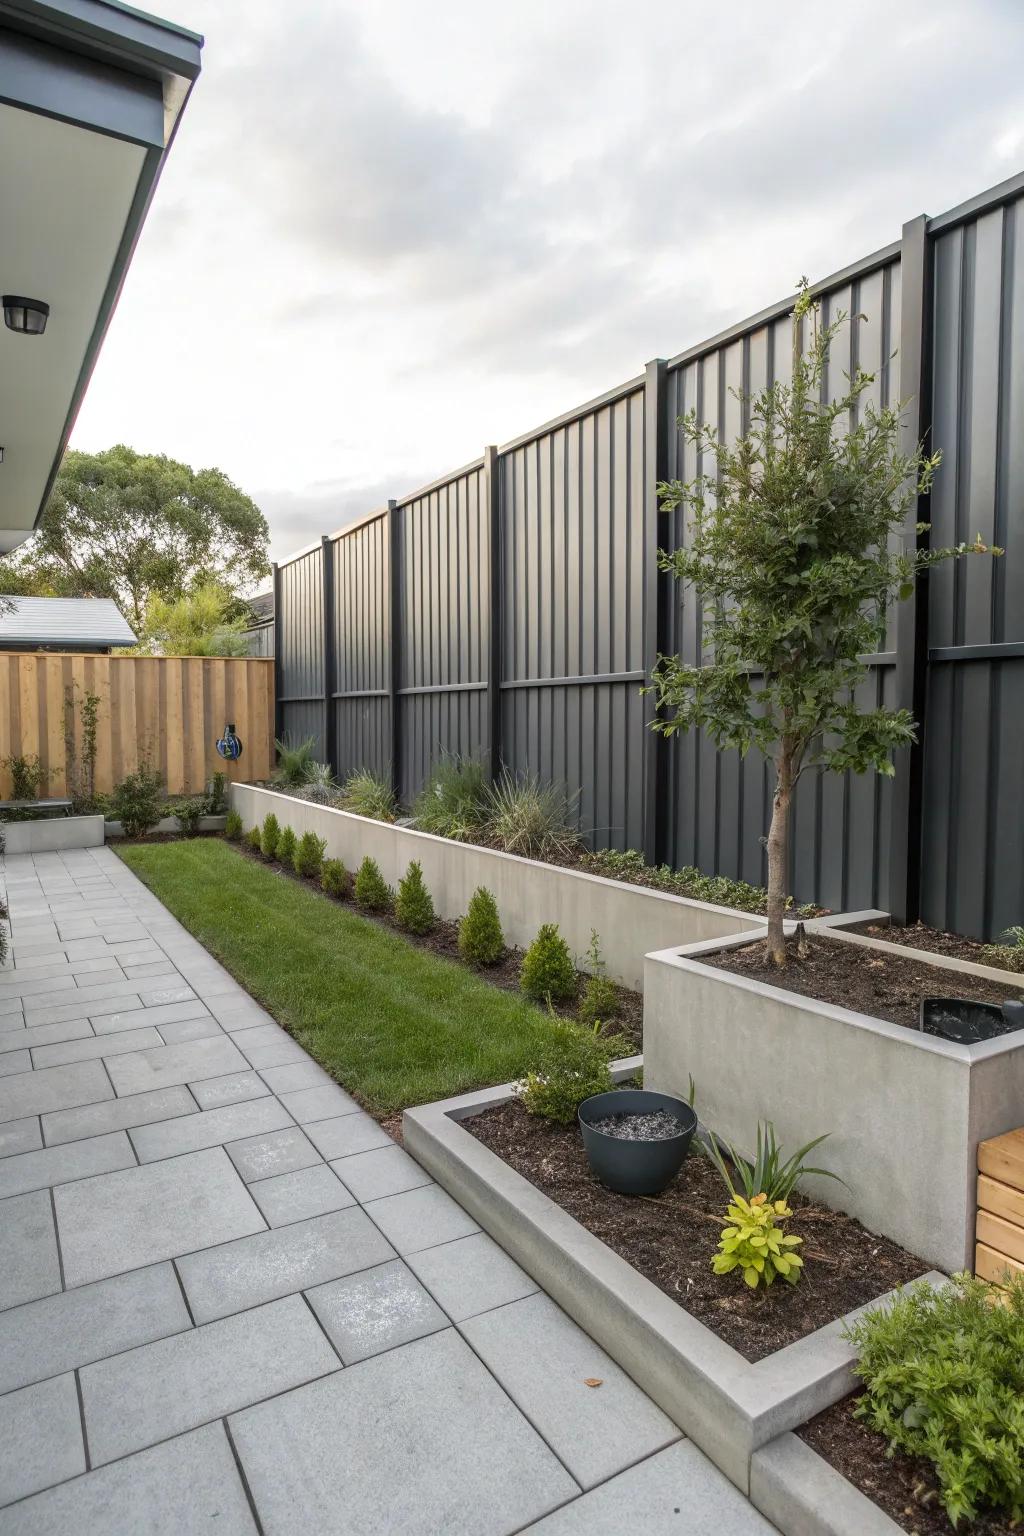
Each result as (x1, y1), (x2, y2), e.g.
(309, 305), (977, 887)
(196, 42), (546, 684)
(1, 814), (105, 853)
(403, 1073), (942, 1497)
(229, 782), (765, 989)
(751, 1431), (904, 1535)
(104, 814), (227, 838)
(644, 922), (1024, 1273)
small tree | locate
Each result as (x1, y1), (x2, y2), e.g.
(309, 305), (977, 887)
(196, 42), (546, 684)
(293, 831), (326, 879)
(394, 860), (436, 935)
(260, 813), (281, 860)
(354, 856), (392, 912)
(520, 923), (577, 1004)
(458, 887), (505, 966)
(649, 283), (999, 966)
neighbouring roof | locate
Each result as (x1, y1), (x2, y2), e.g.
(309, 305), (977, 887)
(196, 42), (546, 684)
(246, 590), (274, 622)
(0, 595), (137, 646)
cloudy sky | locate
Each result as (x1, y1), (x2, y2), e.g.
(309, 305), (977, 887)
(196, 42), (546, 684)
(70, 0), (1024, 570)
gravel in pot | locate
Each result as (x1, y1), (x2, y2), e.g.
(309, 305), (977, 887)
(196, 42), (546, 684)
(578, 1088), (697, 1195)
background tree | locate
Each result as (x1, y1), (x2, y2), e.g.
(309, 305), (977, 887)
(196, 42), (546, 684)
(0, 445), (269, 630)
(649, 283), (999, 967)
(130, 582), (250, 656)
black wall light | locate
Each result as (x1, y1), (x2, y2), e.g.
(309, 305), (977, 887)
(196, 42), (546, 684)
(3, 297), (49, 335)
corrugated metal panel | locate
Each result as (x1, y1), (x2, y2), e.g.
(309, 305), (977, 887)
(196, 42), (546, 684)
(277, 545), (324, 758)
(0, 597), (137, 647)
(920, 194), (1024, 937)
(499, 388), (646, 849)
(331, 511), (391, 781)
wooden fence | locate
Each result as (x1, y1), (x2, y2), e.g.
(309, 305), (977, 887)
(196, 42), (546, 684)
(0, 653), (274, 798)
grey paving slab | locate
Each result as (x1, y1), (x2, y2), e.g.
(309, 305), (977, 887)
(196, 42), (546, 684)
(156, 1013), (223, 1043)
(178, 1205), (395, 1323)
(208, 995), (277, 1029)
(249, 1163), (356, 1226)
(521, 1441), (773, 1534)
(331, 1143), (433, 1203)
(277, 1082), (361, 1123)
(461, 1292), (680, 1491)
(0, 1191), (61, 1310)
(104, 1033), (249, 1096)
(54, 1147), (266, 1287)
(24, 976), (135, 1012)
(407, 1231), (539, 1323)
(188, 1069), (269, 1110)
(0, 1262), (191, 1394)
(305, 1112), (394, 1160)
(0, 996), (24, 1018)
(0, 1051), (30, 1077)
(122, 960), (178, 979)
(0, 1118), (42, 1159)
(365, 1182), (480, 1255)
(237, 1033), (310, 1069)
(225, 1125), (321, 1183)
(0, 972), (77, 1001)
(41, 1085), (197, 1146)
(130, 1097), (293, 1163)
(0, 1373), (85, 1507)
(22, 991), (141, 1029)
(307, 1259), (448, 1364)
(230, 1328), (579, 1536)
(81, 1293), (339, 1465)
(136, 983), (198, 1007)
(0, 1059), (112, 1122)
(0, 1131), (136, 1200)
(0, 1016), (93, 1056)
(31, 1026), (164, 1068)
(90, 999), (208, 1035)
(259, 1059), (333, 1093)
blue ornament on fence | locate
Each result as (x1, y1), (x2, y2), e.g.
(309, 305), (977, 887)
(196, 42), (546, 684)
(216, 723), (243, 761)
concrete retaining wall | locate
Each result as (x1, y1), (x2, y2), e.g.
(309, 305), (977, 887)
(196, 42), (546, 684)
(1, 815), (105, 854)
(229, 783), (764, 989)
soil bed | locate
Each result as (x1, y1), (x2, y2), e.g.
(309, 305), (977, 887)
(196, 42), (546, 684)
(467, 1099), (925, 1361)
(860, 920), (1022, 971)
(705, 935), (1023, 1031)
(798, 1395), (1015, 1536)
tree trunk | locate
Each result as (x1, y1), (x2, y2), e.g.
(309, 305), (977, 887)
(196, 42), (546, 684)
(766, 753), (794, 967)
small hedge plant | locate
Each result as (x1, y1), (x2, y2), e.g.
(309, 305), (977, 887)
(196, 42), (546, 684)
(174, 796), (206, 837)
(321, 858), (350, 898)
(244, 825), (262, 853)
(260, 812), (281, 860)
(519, 1016), (618, 1125)
(395, 861), (435, 935)
(294, 831), (326, 878)
(458, 887), (504, 966)
(577, 930), (619, 1023)
(846, 1271), (1024, 1527)
(520, 922), (577, 1004)
(224, 808), (243, 841)
(354, 856), (391, 912)
(276, 826), (297, 866)
(111, 764), (164, 838)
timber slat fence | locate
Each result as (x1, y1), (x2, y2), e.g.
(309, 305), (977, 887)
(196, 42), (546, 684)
(0, 653), (274, 798)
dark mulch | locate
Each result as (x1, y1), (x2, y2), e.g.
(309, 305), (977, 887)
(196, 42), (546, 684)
(705, 934), (1023, 1031)
(467, 1099), (925, 1362)
(798, 1396), (1016, 1536)
(859, 920), (1021, 969)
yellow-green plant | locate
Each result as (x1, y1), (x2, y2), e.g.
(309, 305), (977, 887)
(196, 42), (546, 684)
(276, 826), (297, 866)
(712, 1192), (803, 1290)
(224, 809), (243, 841)
(260, 812), (281, 860)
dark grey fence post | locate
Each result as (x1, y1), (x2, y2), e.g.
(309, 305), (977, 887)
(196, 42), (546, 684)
(888, 213), (933, 925)
(271, 559), (282, 749)
(387, 499), (402, 799)
(484, 445), (502, 780)
(320, 535), (336, 776)
(642, 359), (669, 864)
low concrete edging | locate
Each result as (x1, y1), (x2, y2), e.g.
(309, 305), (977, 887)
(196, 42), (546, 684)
(644, 926), (1024, 1272)
(1, 814), (105, 853)
(750, 1432), (903, 1536)
(104, 815), (227, 838)
(229, 782), (765, 989)
(402, 1076), (943, 1498)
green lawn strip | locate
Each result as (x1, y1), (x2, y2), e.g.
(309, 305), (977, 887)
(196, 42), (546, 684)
(117, 838), (559, 1115)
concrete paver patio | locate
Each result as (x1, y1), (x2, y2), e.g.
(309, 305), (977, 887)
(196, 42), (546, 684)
(0, 845), (776, 1533)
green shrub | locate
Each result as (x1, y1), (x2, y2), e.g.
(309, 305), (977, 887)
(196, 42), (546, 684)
(486, 770), (580, 860)
(354, 856), (392, 911)
(578, 931), (619, 1024)
(305, 760), (335, 789)
(224, 809), (243, 841)
(519, 1016), (616, 1124)
(206, 771), (227, 814)
(579, 848), (819, 918)
(1, 753), (50, 801)
(174, 796), (206, 837)
(394, 861), (435, 935)
(320, 858), (349, 898)
(846, 1272), (1024, 1527)
(980, 925), (1024, 973)
(712, 1194), (803, 1290)
(458, 887), (505, 966)
(706, 1121), (841, 1205)
(341, 769), (398, 822)
(413, 755), (490, 841)
(293, 831), (326, 878)
(260, 813), (281, 860)
(520, 922), (577, 1004)
(111, 764), (164, 838)
(273, 735), (317, 786)
(276, 826), (297, 866)
(244, 825), (263, 853)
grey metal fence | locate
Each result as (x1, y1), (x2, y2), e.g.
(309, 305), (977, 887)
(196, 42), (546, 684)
(274, 169), (1024, 940)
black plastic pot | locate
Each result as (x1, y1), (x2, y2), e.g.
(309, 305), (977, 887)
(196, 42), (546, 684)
(919, 996), (1024, 1044)
(578, 1088), (697, 1196)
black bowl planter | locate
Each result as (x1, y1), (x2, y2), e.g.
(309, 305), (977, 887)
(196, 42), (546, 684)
(919, 996), (1024, 1045)
(578, 1088), (697, 1196)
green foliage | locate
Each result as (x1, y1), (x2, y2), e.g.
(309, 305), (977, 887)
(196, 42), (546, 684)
(846, 1272), (1024, 1527)
(293, 831), (326, 879)
(111, 763), (164, 838)
(174, 797), (207, 837)
(260, 813), (281, 860)
(276, 826), (296, 865)
(206, 771), (227, 815)
(394, 861), (436, 935)
(712, 1193), (803, 1290)
(244, 825), (262, 853)
(413, 754), (490, 841)
(486, 770), (580, 860)
(0, 445), (269, 632)
(304, 760), (336, 790)
(1, 753), (49, 801)
(134, 581), (249, 656)
(354, 856), (392, 912)
(579, 848), (818, 918)
(320, 858), (350, 898)
(458, 887), (505, 966)
(980, 926), (1024, 973)
(340, 769), (398, 823)
(519, 1016), (618, 1124)
(520, 922), (577, 1004)
(273, 736), (316, 787)
(63, 685), (101, 813)
(706, 1120), (842, 1205)
(224, 809), (243, 841)
(578, 931), (619, 1024)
